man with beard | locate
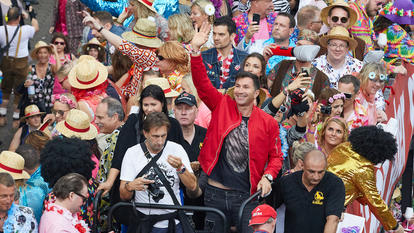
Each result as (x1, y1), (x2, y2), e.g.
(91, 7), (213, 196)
(349, 0), (382, 51)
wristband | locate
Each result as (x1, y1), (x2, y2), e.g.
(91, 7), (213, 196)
(98, 26), (104, 32)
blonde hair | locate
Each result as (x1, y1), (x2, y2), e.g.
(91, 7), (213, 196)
(297, 29), (319, 44)
(182, 73), (200, 103)
(291, 141), (316, 165)
(191, 0), (215, 24)
(134, 1), (156, 18)
(168, 14), (195, 44)
(317, 117), (348, 147)
(158, 41), (190, 74)
(297, 6), (320, 29)
(359, 62), (387, 90)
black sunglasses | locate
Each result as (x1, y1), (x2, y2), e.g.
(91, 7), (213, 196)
(52, 109), (68, 116)
(343, 93), (353, 99)
(54, 41), (65, 45)
(331, 16), (348, 23)
(74, 192), (88, 204)
(157, 55), (164, 61)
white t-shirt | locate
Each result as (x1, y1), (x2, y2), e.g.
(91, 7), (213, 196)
(120, 141), (193, 228)
(0, 25), (35, 58)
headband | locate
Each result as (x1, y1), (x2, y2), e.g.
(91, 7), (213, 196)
(328, 93), (346, 104)
(52, 94), (77, 109)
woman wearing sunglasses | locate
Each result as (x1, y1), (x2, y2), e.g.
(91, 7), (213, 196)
(357, 62), (388, 125)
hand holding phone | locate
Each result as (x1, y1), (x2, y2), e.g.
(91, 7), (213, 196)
(252, 13), (260, 25)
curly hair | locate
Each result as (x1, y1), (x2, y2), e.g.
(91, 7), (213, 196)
(349, 126), (397, 164)
(40, 137), (95, 188)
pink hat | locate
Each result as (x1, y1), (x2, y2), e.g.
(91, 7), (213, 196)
(248, 204), (277, 226)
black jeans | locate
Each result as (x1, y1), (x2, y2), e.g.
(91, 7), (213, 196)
(204, 184), (258, 233)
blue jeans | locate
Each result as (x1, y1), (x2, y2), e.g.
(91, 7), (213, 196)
(150, 223), (183, 233)
(204, 184), (258, 233)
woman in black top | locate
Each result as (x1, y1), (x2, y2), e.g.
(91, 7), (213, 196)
(107, 85), (187, 213)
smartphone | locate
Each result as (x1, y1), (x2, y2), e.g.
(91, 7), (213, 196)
(301, 67), (311, 76)
(252, 14), (260, 25)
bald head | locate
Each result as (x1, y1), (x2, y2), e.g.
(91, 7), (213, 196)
(304, 150), (327, 167)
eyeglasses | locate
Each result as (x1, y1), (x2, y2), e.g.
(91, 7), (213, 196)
(74, 192), (88, 204)
(157, 55), (164, 61)
(328, 42), (348, 50)
(331, 16), (348, 23)
(54, 41), (65, 46)
(52, 109), (68, 116)
(368, 72), (387, 83)
(343, 93), (353, 99)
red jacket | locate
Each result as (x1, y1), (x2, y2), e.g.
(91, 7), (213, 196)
(191, 55), (283, 195)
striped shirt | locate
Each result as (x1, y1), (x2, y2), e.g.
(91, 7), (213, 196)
(232, 0), (290, 14)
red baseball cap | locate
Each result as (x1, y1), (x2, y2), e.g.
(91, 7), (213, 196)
(248, 204), (277, 226)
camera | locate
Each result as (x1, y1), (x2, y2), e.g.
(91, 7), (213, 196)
(146, 173), (164, 203)
(320, 105), (332, 115)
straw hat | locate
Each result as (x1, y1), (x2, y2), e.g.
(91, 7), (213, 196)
(82, 38), (105, 54)
(55, 109), (98, 140)
(21, 105), (45, 120)
(30, 41), (53, 59)
(0, 151), (30, 180)
(68, 55), (108, 89)
(319, 26), (358, 51)
(144, 78), (180, 98)
(122, 17), (162, 48)
(226, 87), (268, 107)
(320, 0), (357, 28)
(136, 0), (157, 13)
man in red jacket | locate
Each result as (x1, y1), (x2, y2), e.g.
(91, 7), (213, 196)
(189, 23), (283, 233)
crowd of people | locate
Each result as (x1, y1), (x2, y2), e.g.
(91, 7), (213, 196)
(0, 0), (412, 231)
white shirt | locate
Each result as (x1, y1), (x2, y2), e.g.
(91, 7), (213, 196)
(0, 25), (35, 58)
(120, 141), (193, 228)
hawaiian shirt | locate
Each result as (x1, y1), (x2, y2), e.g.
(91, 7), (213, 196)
(382, 24), (414, 64)
(312, 54), (363, 89)
(117, 40), (157, 98)
(346, 98), (369, 132)
(167, 70), (185, 92)
(3, 203), (38, 233)
(349, 1), (376, 52)
(96, 128), (121, 183)
(218, 49), (234, 87)
(233, 12), (278, 44)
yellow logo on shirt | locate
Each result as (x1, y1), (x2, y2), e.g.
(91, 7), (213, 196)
(312, 191), (324, 205)
(199, 142), (203, 149)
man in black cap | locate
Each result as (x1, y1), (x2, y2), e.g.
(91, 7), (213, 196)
(174, 91), (207, 229)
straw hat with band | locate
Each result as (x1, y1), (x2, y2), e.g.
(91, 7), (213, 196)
(320, 0), (357, 28)
(319, 26), (358, 51)
(82, 38), (105, 53)
(68, 55), (108, 89)
(30, 41), (53, 59)
(136, 0), (157, 13)
(55, 109), (98, 140)
(226, 87), (268, 108)
(0, 151), (30, 180)
(122, 17), (162, 48)
(144, 78), (180, 98)
(21, 104), (45, 121)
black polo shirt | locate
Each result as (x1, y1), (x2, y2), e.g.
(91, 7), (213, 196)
(270, 171), (345, 233)
(182, 124), (207, 162)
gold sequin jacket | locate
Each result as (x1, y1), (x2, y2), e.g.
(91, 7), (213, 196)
(327, 142), (397, 231)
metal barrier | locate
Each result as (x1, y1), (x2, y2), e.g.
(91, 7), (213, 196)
(107, 202), (228, 233)
(237, 189), (262, 232)
(92, 190), (104, 233)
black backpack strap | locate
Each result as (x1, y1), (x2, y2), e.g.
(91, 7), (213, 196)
(135, 142), (165, 179)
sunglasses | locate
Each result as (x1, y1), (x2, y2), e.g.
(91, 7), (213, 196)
(54, 41), (65, 45)
(343, 93), (353, 99)
(74, 192), (88, 204)
(368, 72), (387, 82)
(52, 109), (68, 116)
(331, 16), (348, 23)
(157, 55), (164, 61)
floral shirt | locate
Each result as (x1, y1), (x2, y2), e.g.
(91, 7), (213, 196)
(30, 64), (55, 113)
(167, 70), (185, 92)
(346, 98), (369, 131)
(117, 40), (157, 98)
(3, 203), (38, 233)
(40, 202), (89, 233)
(233, 12), (278, 44)
(312, 54), (363, 89)
(349, 1), (376, 52)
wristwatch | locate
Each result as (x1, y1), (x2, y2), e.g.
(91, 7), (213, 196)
(177, 165), (186, 174)
(263, 174), (273, 182)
